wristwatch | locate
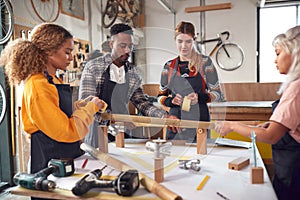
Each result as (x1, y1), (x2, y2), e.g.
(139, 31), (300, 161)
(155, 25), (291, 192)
(0, 83), (6, 124)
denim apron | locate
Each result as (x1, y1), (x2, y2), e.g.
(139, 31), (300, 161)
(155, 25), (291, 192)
(30, 73), (82, 174)
(271, 99), (300, 200)
(95, 64), (130, 142)
(167, 58), (210, 142)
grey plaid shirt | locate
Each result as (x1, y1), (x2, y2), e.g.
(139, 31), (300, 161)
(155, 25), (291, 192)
(79, 53), (166, 118)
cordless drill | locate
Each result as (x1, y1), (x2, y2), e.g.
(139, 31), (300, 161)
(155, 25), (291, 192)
(72, 168), (140, 196)
(13, 158), (75, 191)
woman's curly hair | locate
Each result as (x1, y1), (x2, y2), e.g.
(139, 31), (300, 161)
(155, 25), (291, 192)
(0, 23), (73, 85)
(0, 38), (47, 85)
(30, 23), (73, 55)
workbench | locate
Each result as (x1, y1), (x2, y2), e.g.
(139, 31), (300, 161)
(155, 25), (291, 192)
(209, 101), (273, 121)
(209, 101), (274, 160)
(10, 139), (277, 200)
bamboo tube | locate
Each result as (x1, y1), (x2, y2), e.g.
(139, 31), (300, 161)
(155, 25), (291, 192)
(100, 113), (262, 129)
(80, 143), (183, 200)
(100, 113), (215, 129)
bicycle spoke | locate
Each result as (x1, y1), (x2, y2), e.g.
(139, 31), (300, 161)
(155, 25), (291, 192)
(102, 0), (139, 28)
(222, 46), (231, 58)
(31, 0), (60, 22)
(102, 0), (118, 28)
(0, 0), (14, 45)
(216, 43), (244, 71)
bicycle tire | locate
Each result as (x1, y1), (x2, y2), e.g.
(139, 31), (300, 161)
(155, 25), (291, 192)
(30, 0), (60, 22)
(0, 0), (14, 45)
(216, 43), (244, 71)
(102, 0), (119, 28)
(0, 82), (6, 124)
(131, 0), (139, 28)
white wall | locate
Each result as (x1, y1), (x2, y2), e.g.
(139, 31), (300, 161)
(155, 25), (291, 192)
(144, 0), (257, 83)
(10, 0), (258, 84)
(11, 0), (105, 50)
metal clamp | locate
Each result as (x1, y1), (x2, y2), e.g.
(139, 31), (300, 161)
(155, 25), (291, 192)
(145, 138), (172, 158)
(178, 159), (201, 171)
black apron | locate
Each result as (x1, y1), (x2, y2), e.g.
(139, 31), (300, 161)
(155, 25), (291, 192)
(271, 99), (300, 200)
(167, 59), (210, 142)
(30, 73), (82, 174)
(99, 65), (130, 142)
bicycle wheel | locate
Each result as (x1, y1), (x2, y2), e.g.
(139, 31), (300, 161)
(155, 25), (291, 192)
(0, 82), (6, 124)
(216, 43), (244, 71)
(0, 0), (14, 45)
(30, 0), (60, 22)
(102, 0), (119, 28)
(128, 0), (139, 28)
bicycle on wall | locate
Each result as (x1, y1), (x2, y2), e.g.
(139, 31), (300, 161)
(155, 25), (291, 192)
(197, 31), (244, 71)
(0, 0), (14, 45)
(102, 0), (139, 28)
(30, 0), (60, 22)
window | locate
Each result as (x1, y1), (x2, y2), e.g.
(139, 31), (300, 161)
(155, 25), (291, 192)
(259, 3), (300, 82)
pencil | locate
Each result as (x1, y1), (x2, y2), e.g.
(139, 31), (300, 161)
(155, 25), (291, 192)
(196, 175), (210, 190)
(81, 158), (88, 169)
(216, 192), (230, 200)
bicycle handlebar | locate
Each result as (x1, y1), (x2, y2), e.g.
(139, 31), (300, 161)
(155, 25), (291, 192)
(220, 31), (230, 40)
(197, 31), (230, 45)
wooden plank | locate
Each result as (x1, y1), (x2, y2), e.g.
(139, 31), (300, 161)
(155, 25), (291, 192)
(185, 3), (232, 13)
(222, 82), (281, 101)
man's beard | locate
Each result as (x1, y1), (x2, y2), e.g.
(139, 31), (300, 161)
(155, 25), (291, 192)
(118, 53), (129, 65)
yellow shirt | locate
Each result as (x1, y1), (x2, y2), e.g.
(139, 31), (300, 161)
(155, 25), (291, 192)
(22, 73), (98, 142)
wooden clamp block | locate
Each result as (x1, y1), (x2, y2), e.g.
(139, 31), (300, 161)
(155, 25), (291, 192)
(251, 167), (264, 184)
(197, 128), (207, 155)
(98, 126), (108, 153)
(115, 132), (125, 148)
(154, 158), (164, 183)
(228, 157), (250, 170)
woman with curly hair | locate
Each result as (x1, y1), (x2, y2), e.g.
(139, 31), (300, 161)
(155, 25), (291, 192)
(0, 23), (106, 184)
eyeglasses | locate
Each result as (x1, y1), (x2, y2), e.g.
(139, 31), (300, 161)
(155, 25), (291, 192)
(118, 43), (134, 51)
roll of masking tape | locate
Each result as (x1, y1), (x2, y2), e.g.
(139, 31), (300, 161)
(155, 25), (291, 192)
(182, 96), (191, 112)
